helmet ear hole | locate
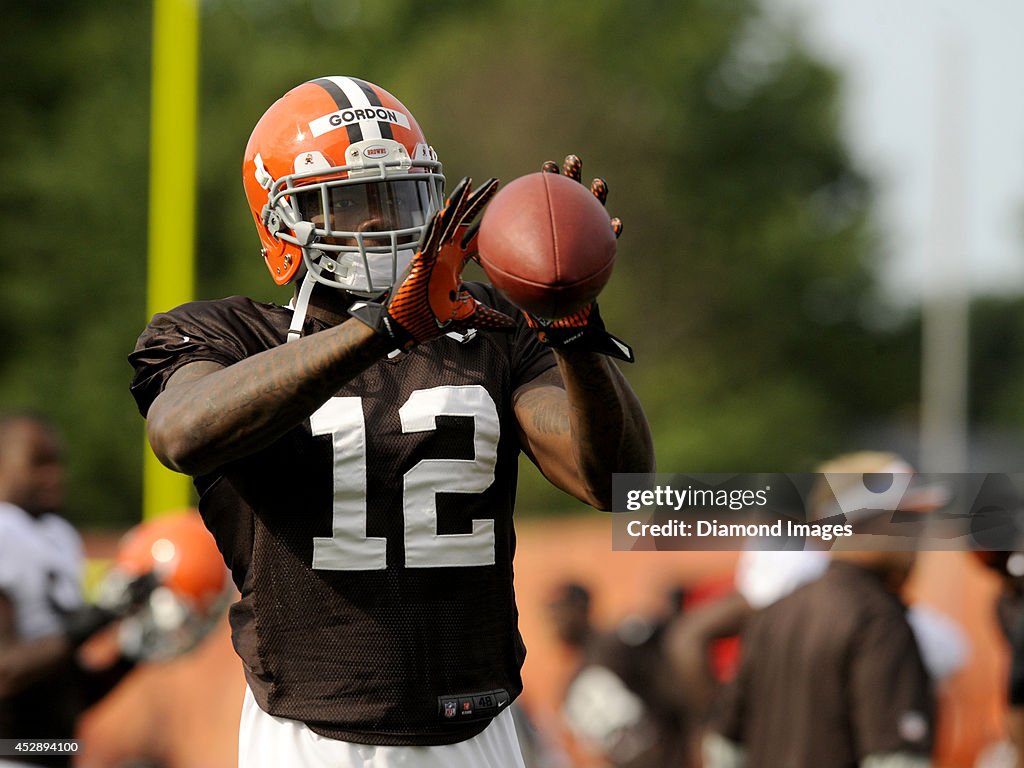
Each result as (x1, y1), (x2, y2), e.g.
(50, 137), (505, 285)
(293, 221), (316, 246)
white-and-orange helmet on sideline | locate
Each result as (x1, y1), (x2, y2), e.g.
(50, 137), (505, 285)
(242, 76), (444, 298)
(99, 511), (233, 660)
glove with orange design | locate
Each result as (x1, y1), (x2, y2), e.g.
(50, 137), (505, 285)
(525, 304), (634, 363)
(349, 177), (515, 349)
(526, 155), (634, 363)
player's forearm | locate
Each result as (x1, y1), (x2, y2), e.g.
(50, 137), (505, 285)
(148, 318), (391, 476)
(554, 348), (655, 509)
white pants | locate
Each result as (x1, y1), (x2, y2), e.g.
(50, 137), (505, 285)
(239, 685), (527, 768)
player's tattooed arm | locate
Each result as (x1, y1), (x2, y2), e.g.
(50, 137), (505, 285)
(513, 353), (654, 510)
(146, 319), (393, 476)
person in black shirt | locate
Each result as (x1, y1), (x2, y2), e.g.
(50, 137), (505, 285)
(706, 549), (934, 768)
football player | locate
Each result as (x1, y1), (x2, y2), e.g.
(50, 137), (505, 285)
(0, 412), (144, 767)
(129, 76), (654, 767)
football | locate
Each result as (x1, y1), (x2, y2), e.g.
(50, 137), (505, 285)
(477, 171), (617, 319)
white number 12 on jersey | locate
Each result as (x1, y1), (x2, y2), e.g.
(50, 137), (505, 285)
(309, 385), (499, 571)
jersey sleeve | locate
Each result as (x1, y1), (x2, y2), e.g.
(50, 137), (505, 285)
(128, 298), (255, 417)
(510, 312), (557, 389)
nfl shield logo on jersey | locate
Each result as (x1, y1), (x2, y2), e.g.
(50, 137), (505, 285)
(443, 699), (457, 719)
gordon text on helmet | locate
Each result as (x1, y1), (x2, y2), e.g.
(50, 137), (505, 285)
(310, 108), (412, 138)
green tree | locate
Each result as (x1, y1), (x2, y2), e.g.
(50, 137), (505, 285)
(0, 1), (153, 525)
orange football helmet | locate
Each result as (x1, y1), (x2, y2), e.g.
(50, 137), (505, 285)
(99, 511), (233, 660)
(242, 76), (444, 298)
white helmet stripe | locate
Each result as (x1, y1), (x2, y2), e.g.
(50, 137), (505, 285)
(324, 76), (383, 140)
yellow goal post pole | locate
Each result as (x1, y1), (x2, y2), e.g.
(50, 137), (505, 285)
(143, 0), (199, 521)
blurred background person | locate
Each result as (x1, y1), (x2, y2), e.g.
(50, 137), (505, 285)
(705, 546), (935, 768)
(0, 412), (139, 767)
(667, 452), (968, 754)
(548, 582), (597, 659)
(552, 581), (695, 768)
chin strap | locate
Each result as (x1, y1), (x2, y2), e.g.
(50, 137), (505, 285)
(287, 271), (318, 343)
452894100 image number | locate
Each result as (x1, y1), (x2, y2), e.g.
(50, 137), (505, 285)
(0, 740), (81, 756)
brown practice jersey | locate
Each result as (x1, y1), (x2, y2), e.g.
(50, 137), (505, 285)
(128, 284), (555, 746)
(716, 561), (935, 767)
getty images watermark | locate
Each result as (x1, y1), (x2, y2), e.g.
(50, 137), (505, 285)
(611, 473), (1024, 552)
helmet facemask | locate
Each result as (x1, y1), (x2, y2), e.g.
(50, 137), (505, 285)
(265, 139), (444, 299)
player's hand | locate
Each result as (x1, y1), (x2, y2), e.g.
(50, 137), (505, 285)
(529, 155), (634, 362)
(349, 177), (515, 349)
(542, 154), (623, 239)
(525, 304), (634, 362)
